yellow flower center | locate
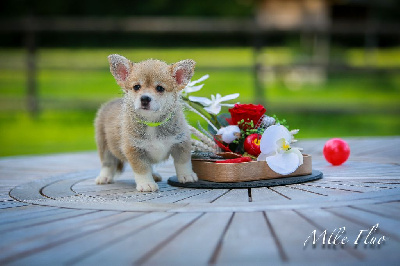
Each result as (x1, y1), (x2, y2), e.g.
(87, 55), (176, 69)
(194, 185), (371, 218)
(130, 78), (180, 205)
(282, 142), (291, 151)
(253, 138), (260, 146)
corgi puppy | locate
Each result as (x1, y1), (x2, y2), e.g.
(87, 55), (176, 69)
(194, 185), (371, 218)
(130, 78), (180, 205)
(95, 54), (198, 192)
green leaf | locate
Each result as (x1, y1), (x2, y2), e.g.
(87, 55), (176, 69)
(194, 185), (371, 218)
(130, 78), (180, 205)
(197, 121), (214, 140)
(208, 124), (217, 136)
(217, 113), (231, 127)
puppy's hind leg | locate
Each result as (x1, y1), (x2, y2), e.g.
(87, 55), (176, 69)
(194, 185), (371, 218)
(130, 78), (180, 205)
(96, 150), (123, 184)
(171, 141), (198, 183)
(152, 166), (162, 182)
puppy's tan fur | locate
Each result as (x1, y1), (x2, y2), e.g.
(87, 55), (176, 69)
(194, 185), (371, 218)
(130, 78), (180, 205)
(95, 55), (198, 192)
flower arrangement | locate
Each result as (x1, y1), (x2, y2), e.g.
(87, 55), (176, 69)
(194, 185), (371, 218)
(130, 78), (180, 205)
(182, 75), (303, 176)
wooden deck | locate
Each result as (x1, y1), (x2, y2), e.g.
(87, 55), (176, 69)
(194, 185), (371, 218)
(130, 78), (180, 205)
(1, 137), (399, 265)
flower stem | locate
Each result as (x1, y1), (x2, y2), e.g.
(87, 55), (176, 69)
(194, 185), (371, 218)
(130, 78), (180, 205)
(181, 96), (219, 131)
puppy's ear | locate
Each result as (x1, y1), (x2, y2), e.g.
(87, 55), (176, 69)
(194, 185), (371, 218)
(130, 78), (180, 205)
(108, 54), (132, 88)
(171, 59), (196, 90)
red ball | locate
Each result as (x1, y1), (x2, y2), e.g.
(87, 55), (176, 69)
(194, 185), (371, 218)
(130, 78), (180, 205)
(244, 134), (262, 156)
(323, 138), (350, 166)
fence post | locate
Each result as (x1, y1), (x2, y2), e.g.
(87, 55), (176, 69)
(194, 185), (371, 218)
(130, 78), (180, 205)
(26, 14), (39, 117)
(253, 28), (266, 106)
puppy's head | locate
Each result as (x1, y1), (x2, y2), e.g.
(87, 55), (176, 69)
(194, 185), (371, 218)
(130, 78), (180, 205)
(108, 54), (195, 119)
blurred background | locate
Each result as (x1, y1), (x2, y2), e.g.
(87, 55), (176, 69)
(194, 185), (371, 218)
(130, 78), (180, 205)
(0, 0), (399, 156)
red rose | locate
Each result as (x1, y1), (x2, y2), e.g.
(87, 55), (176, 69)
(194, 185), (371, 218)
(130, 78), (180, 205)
(228, 104), (266, 129)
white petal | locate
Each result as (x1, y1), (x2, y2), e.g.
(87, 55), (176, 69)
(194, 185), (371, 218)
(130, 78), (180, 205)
(257, 153), (268, 161)
(188, 96), (212, 106)
(185, 84), (204, 93)
(187, 74), (209, 87)
(266, 151), (301, 175)
(291, 147), (303, 165)
(220, 103), (235, 107)
(260, 125), (292, 155)
(204, 104), (221, 115)
(218, 93), (240, 103)
(194, 74), (209, 84)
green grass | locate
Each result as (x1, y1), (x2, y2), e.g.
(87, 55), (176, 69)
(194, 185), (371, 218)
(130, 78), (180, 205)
(0, 111), (96, 156)
(0, 47), (399, 156)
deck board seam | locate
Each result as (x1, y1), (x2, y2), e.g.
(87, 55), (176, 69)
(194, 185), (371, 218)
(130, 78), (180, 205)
(263, 211), (288, 262)
(209, 189), (231, 203)
(293, 209), (365, 260)
(208, 212), (234, 265)
(323, 207), (400, 242)
(65, 212), (176, 265)
(1, 211), (137, 264)
(135, 212), (205, 265)
(268, 187), (291, 200)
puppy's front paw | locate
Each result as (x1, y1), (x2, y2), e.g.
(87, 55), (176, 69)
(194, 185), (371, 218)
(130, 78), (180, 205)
(95, 175), (114, 184)
(136, 181), (159, 192)
(96, 167), (115, 184)
(177, 171), (198, 183)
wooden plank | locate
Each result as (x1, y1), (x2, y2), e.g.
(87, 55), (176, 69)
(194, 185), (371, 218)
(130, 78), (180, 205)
(352, 203), (400, 221)
(0, 201), (28, 209)
(5, 212), (146, 265)
(380, 201), (400, 211)
(0, 211), (114, 249)
(268, 185), (326, 200)
(145, 189), (216, 203)
(0, 208), (91, 233)
(327, 206), (400, 241)
(315, 180), (399, 192)
(19, 212), (173, 265)
(251, 187), (291, 201)
(296, 182), (362, 196)
(297, 207), (400, 264)
(266, 209), (360, 263)
(81, 185), (180, 200)
(0, 205), (55, 218)
(0, 207), (69, 225)
(0, 210), (120, 263)
(214, 212), (281, 264)
(41, 179), (82, 198)
(174, 189), (229, 203)
(287, 184), (329, 197)
(72, 212), (203, 265)
(142, 212), (232, 265)
(211, 189), (249, 203)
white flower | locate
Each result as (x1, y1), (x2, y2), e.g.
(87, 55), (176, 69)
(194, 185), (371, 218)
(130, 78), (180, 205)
(189, 93), (240, 115)
(257, 125), (303, 175)
(182, 74), (209, 95)
(216, 125), (241, 144)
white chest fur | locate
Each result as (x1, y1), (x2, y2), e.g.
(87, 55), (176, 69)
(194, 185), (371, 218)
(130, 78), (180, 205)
(145, 138), (174, 162)
(130, 127), (181, 163)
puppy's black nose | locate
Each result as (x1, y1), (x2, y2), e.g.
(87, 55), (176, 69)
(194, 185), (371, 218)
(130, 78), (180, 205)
(140, 95), (152, 105)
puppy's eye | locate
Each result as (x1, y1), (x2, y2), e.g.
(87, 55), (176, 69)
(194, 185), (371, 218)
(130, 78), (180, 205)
(156, 85), (165, 93)
(133, 85), (141, 91)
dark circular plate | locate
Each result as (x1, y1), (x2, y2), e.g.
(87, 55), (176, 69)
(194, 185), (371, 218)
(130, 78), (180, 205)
(168, 170), (323, 189)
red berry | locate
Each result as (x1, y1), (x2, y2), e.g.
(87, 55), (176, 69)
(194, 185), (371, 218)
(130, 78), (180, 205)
(323, 138), (350, 166)
(244, 134), (262, 156)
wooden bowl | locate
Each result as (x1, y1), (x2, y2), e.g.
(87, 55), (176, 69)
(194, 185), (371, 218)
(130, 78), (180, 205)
(192, 154), (312, 183)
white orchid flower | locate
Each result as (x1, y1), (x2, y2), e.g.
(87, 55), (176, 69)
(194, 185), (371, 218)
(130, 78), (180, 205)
(189, 93), (240, 115)
(257, 125), (303, 175)
(216, 125), (241, 144)
(182, 74), (209, 95)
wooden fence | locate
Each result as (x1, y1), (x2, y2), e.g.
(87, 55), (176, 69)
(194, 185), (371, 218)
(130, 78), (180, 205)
(1, 17), (399, 115)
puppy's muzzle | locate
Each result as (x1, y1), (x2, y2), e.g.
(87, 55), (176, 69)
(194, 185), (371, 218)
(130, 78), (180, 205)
(140, 95), (152, 109)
